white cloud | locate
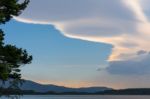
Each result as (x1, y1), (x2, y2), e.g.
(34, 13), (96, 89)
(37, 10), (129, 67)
(15, 0), (150, 61)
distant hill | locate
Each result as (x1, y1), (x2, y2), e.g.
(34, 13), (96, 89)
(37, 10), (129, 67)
(2, 81), (150, 95)
(97, 88), (150, 95)
(8, 80), (112, 93)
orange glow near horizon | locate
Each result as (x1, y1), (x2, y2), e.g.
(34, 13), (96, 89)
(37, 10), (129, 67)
(34, 80), (95, 88)
(25, 79), (126, 89)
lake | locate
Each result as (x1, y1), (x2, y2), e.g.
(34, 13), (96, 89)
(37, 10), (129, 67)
(1, 95), (150, 99)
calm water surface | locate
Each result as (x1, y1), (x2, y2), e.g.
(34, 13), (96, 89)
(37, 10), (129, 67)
(2, 95), (150, 99)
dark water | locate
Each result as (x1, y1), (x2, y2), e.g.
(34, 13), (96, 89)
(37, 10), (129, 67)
(1, 95), (150, 99)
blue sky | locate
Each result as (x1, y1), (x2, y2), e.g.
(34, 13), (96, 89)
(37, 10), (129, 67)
(2, 0), (150, 89)
(2, 20), (112, 87)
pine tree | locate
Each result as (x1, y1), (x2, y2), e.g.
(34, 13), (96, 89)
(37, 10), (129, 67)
(0, 0), (32, 88)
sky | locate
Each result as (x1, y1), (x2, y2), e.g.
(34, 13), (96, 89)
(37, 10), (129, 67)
(2, 0), (150, 89)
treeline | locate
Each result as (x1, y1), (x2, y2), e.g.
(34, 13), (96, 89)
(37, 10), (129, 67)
(0, 88), (35, 95)
(1, 88), (150, 95)
(0, 88), (92, 95)
(97, 88), (150, 95)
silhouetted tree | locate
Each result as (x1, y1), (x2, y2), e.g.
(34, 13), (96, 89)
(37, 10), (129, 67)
(0, 0), (29, 24)
(0, 0), (32, 88)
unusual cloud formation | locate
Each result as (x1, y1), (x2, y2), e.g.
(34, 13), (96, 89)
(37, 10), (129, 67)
(14, 0), (150, 74)
(15, 0), (150, 61)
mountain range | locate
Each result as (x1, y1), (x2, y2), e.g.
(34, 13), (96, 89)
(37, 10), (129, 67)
(3, 80), (150, 95)
(15, 80), (112, 93)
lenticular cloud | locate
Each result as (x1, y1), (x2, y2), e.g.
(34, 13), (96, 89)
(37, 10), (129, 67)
(14, 0), (150, 61)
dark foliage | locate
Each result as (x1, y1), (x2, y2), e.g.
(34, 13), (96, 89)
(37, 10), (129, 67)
(0, 0), (29, 24)
(0, 0), (32, 89)
(96, 88), (150, 95)
(1, 88), (150, 95)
